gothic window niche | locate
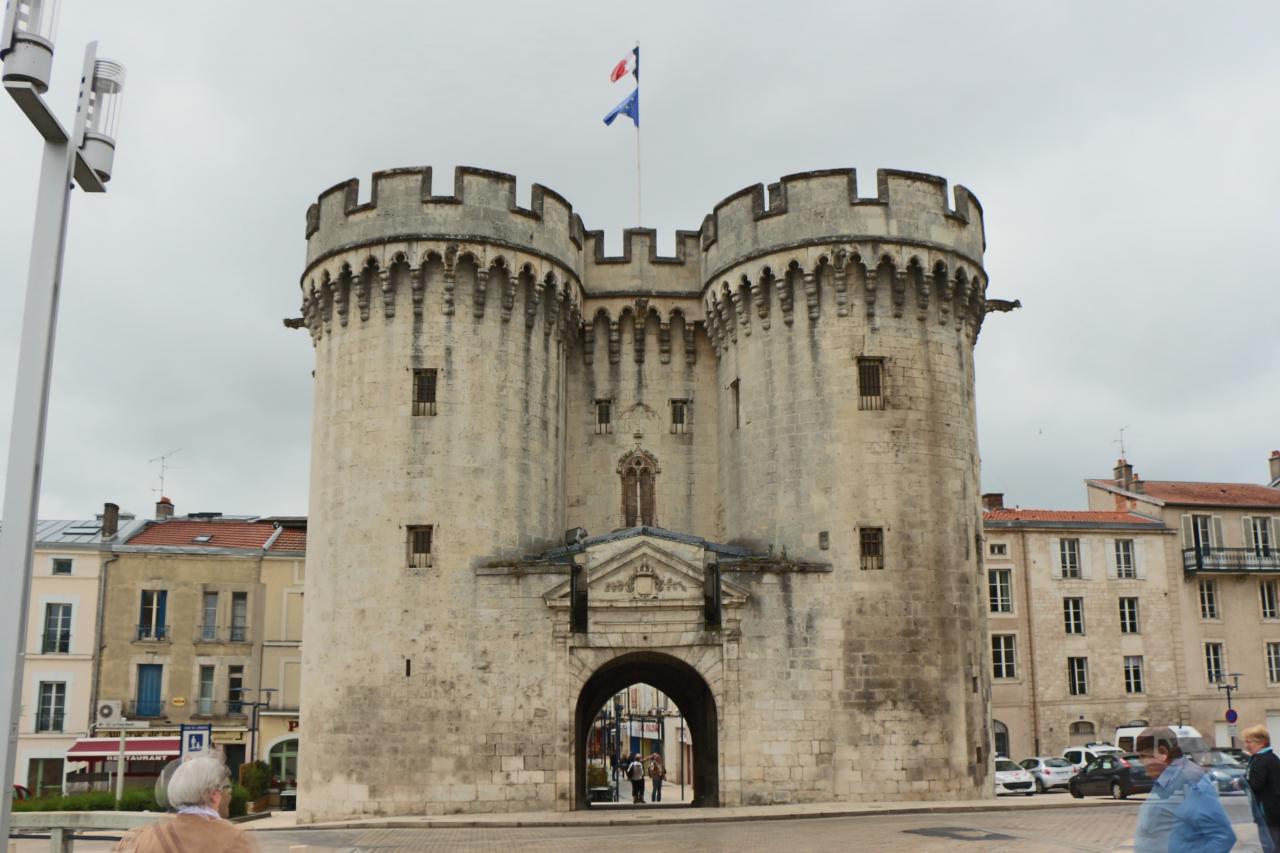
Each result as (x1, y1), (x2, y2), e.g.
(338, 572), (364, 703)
(618, 449), (660, 528)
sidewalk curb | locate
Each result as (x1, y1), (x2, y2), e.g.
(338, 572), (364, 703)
(256, 797), (1138, 832)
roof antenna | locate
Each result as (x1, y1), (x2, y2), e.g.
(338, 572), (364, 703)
(1113, 426), (1130, 460)
(149, 448), (182, 497)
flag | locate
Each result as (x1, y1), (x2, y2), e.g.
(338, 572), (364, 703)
(610, 47), (639, 83)
(603, 87), (639, 127)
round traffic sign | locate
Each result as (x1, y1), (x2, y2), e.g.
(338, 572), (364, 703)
(1226, 708), (1238, 724)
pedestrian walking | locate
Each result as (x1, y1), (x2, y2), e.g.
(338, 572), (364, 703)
(1244, 724), (1280, 852)
(647, 752), (666, 802)
(626, 753), (646, 804)
(1132, 727), (1235, 853)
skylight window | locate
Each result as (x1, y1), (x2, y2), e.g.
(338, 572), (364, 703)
(193, 535), (213, 543)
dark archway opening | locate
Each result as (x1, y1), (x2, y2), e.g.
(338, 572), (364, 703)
(574, 651), (718, 809)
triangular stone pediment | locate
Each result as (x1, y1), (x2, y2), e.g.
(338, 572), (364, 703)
(544, 536), (748, 609)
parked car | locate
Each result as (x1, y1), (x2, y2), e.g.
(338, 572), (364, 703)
(1068, 752), (1152, 799)
(1019, 756), (1076, 793)
(1062, 743), (1124, 772)
(1218, 747), (1248, 763)
(1190, 750), (1247, 794)
(994, 759), (1036, 796)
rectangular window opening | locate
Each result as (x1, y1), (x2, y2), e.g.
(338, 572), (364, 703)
(1059, 539), (1081, 578)
(991, 634), (1017, 679)
(1204, 642), (1224, 684)
(198, 665), (215, 716)
(230, 592), (248, 643)
(859, 527), (884, 571)
(595, 399), (612, 435)
(228, 665), (244, 714)
(412, 368), (438, 416)
(729, 379), (740, 430)
(988, 543), (1008, 557)
(988, 569), (1012, 614)
(201, 591), (218, 642)
(670, 399), (689, 435)
(42, 603), (71, 654)
(138, 590), (168, 641)
(1119, 597), (1140, 634)
(36, 682), (66, 733)
(1067, 656), (1089, 696)
(1115, 539), (1136, 579)
(1262, 580), (1279, 620)
(50, 558), (72, 576)
(408, 525), (433, 569)
(1063, 597), (1085, 635)
(857, 357), (885, 411)
(1199, 578), (1219, 620)
(1124, 655), (1145, 694)
(1267, 642), (1280, 684)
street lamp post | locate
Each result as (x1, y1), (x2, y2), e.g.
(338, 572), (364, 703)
(1215, 672), (1243, 748)
(0, 4), (125, 836)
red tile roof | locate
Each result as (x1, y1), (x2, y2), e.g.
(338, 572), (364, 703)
(127, 519), (279, 549)
(269, 528), (307, 552)
(983, 509), (1160, 525)
(1091, 479), (1280, 508)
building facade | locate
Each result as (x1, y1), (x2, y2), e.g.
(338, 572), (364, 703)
(93, 508), (306, 785)
(13, 506), (140, 795)
(985, 452), (1280, 760)
(293, 165), (1003, 818)
(1086, 454), (1280, 745)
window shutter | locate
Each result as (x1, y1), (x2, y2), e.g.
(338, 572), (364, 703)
(1243, 517), (1255, 551)
(1049, 538), (1061, 578)
(1105, 539), (1117, 579)
(1181, 515), (1194, 548)
(1079, 539), (1089, 578)
(1212, 516), (1225, 548)
(1273, 518), (1280, 552)
(1134, 539), (1146, 579)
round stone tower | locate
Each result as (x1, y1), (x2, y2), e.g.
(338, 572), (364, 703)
(702, 169), (991, 798)
(293, 165), (996, 819)
(297, 168), (584, 819)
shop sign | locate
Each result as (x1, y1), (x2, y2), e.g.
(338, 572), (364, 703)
(287, 719), (300, 732)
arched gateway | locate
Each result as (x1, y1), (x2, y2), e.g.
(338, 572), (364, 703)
(574, 652), (718, 807)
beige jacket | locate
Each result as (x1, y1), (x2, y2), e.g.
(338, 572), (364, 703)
(113, 813), (256, 853)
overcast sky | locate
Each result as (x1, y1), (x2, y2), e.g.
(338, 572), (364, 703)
(0, 1), (1276, 523)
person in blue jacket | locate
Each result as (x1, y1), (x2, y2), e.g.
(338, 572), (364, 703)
(1133, 727), (1235, 853)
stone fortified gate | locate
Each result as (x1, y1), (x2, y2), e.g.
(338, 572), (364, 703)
(292, 165), (999, 820)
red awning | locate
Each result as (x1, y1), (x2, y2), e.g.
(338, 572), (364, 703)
(66, 737), (180, 761)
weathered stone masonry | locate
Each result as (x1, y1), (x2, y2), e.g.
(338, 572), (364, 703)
(293, 165), (998, 820)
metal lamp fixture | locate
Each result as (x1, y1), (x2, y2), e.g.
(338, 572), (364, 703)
(0, 0), (61, 93)
(79, 57), (125, 181)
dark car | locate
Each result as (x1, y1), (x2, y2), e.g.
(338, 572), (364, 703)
(1069, 752), (1153, 799)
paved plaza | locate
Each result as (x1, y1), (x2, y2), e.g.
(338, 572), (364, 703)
(8, 794), (1273, 852)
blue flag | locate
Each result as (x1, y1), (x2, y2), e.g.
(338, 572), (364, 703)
(603, 87), (639, 127)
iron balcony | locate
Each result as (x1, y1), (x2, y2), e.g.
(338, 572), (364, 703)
(1183, 547), (1280, 574)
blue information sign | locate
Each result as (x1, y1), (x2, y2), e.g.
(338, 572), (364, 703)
(180, 723), (213, 758)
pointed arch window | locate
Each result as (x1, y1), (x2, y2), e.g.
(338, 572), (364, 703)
(618, 449), (659, 527)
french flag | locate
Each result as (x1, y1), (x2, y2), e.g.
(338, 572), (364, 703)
(610, 47), (639, 83)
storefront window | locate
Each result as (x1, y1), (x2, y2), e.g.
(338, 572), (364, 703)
(269, 738), (299, 784)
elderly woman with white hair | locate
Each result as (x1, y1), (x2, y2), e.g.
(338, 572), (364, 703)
(114, 753), (255, 852)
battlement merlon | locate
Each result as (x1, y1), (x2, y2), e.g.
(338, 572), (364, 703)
(698, 168), (986, 285)
(581, 229), (701, 295)
(304, 166), (586, 283)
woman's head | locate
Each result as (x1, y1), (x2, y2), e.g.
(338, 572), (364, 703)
(1243, 725), (1271, 754)
(166, 754), (232, 813)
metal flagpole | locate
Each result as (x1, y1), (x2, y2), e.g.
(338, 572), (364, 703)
(634, 40), (642, 226)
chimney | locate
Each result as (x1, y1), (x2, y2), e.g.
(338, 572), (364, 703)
(1270, 450), (1280, 484)
(102, 502), (120, 538)
(981, 493), (1005, 511)
(1113, 459), (1134, 490)
(156, 496), (174, 520)
(1131, 473), (1144, 494)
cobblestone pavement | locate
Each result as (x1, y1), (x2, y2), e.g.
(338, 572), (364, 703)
(9, 796), (1270, 852)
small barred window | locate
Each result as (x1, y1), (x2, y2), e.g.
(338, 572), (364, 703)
(857, 358), (885, 411)
(407, 526), (433, 569)
(670, 399), (689, 435)
(412, 369), (438, 416)
(860, 527), (884, 570)
(595, 400), (612, 435)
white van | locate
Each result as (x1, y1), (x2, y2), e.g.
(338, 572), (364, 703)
(1062, 742), (1123, 772)
(1114, 725), (1207, 754)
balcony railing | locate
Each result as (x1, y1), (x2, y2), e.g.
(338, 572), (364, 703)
(135, 624), (170, 642)
(126, 698), (165, 718)
(197, 623), (219, 642)
(194, 625), (250, 643)
(229, 624), (248, 643)
(189, 700), (247, 719)
(1183, 547), (1280, 574)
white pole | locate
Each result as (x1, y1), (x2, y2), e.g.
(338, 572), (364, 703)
(115, 734), (126, 803)
(634, 40), (642, 227)
(0, 109), (77, 845)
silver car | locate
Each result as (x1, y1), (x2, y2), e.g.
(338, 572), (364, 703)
(1019, 756), (1076, 792)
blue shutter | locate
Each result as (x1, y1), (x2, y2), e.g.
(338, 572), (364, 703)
(156, 591), (168, 640)
(137, 664), (162, 716)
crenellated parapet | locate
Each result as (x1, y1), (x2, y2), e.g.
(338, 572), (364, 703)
(582, 229), (701, 296)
